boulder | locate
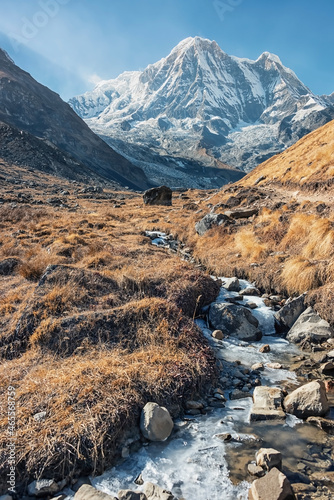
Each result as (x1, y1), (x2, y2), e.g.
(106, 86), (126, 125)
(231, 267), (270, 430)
(74, 485), (117, 500)
(118, 491), (147, 500)
(286, 307), (334, 345)
(274, 294), (306, 331)
(28, 479), (59, 497)
(306, 416), (334, 433)
(143, 186), (172, 206)
(250, 386), (285, 421)
(195, 213), (232, 236)
(283, 380), (329, 419)
(143, 482), (176, 500)
(259, 345), (270, 353)
(140, 403), (173, 441)
(222, 277), (241, 292)
(256, 448), (282, 471)
(248, 468), (295, 500)
(209, 303), (262, 342)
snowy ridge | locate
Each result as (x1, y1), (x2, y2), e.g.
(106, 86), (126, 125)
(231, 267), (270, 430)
(69, 37), (334, 183)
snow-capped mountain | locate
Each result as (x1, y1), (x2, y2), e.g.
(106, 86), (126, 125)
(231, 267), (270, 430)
(69, 37), (334, 187)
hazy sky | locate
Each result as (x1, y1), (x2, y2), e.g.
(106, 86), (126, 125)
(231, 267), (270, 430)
(0, 0), (333, 100)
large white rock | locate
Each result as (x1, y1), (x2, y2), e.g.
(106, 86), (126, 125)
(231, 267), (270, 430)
(250, 386), (285, 421)
(286, 307), (334, 345)
(140, 403), (174, 441)
(283, 380), (329, 419)
(74, 485), (117, 500)
(248, 467), (295, 500)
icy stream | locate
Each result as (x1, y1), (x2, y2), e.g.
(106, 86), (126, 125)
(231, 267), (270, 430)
(82, 272), (303, 500)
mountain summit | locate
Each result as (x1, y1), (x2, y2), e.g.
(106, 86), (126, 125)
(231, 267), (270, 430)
(70, 37), (334, 187)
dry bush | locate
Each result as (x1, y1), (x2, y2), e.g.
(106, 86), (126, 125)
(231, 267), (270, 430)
(234, 228), (268, 261)
(281, 257), (321, 294)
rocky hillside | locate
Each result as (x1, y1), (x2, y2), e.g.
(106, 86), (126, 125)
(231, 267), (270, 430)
(70, 37), (334, 187)
(0, 49), (149, 190)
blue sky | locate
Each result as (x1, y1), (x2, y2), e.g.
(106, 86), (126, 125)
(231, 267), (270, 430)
(0, 0), (333, 100)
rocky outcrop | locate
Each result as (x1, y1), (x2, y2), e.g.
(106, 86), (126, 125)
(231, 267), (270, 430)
(250, 386), (285, 421)
(140, 403), (174, 441)
(274, 294), (306, 331)
(195, 213), (232, 236)
(224, 208), (259, 219)
(209, 303), (262, 341)
(74, 485), (117, 500)
(143, 186), (172, 206)
(248, 467), (295, 500)
(286, 307), (334, 345)
(283, 380), (329, 419)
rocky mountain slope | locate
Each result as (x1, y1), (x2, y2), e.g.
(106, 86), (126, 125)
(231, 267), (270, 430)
(70, 37), (334, 187)
(0, 49), (149, 190)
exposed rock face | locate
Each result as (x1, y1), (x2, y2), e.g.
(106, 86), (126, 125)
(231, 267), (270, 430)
(286, 307), (334, 344)
(248, 467), (295, 500)
(283, 380), (329, 419)
(143, 186), (172, 206)
(195, 213), (232, 236)
(256, 448), (282, 471)
(0, 49), (148, 190)
(274, 294), (306, 330)
(74, 485), (117, 500)
(209, 303), (262, 341)
(140, 403), (174, 441)
(250, 386), (285, 421)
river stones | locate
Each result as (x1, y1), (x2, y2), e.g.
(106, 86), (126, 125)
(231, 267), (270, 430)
(248, 467), (295, 500)
(140, 403), (174, 441)
(209, 303), (262, 342)
(250, 386), (285, 421)
(222, 277), (241, 292)
(143, 482), (176, 500)
(283, 380), (329, 419)
(28, 479), (59, 497)
(286, 307), (334, 345)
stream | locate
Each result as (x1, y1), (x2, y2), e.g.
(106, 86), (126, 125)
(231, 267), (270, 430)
(65, 233), (331, 499)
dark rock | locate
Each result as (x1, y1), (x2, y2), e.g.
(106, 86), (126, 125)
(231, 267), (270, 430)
(143, 186), (172, 206)
(274, 294), (306, 332)
(195, 213), (232, 236)
(209, 302), (262, 342)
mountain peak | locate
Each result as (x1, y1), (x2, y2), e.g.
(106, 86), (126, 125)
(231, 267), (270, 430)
(258, 51), (282, 65)
(171, 36), (221, 55)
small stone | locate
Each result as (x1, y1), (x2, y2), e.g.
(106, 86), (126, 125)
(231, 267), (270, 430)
(251, 363), (265, 372)
(248, 463), (266, 477)
(259, 345), (270, 353)
(256, 448), (282, 471)
(216, 433), (232, 441)
(28, 479), (59, 497)
(266, 363), (283, 370)
(140, 403), (173, 441)
(247, 302), (258, 310)
(134, 473), (144, 486)
(212, 330), (224, 340)
(213, 393), (226, 401)
(121, 446), (130, 458)
(185, 400), (204, 410)
(33, 411), (47, 422)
